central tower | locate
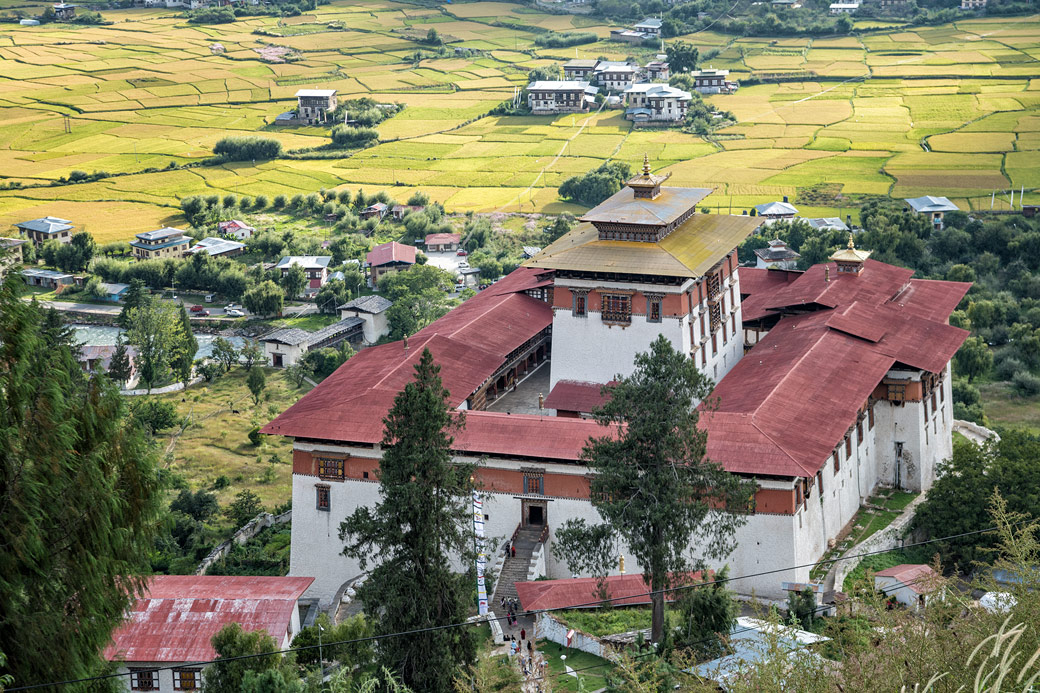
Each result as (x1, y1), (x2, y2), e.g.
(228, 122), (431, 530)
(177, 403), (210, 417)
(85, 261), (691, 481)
(525, 157), (764, 393)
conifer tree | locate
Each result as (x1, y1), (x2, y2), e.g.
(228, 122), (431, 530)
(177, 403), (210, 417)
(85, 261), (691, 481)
(339, 348), (477, 692)
(108, 337), (133, 386)
(0, 279), (163, 688)
(172, 303), (198, 386)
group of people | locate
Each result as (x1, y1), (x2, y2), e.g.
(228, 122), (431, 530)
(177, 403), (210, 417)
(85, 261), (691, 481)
(501, 596), (521, 627)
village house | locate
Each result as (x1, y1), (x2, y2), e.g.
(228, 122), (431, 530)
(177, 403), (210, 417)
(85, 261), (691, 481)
(391, 204), (425, 221)
(830, 1), (860, 12)
(98, 282), (130, 302)
(644, 59), (670, 81)
(130, 227), (191, 260)
(52, 2), (75, 18)
(360, 202), (388, 220)
(808, 217), (850, 232)
(104, 576), (313, 693)
(754, 239), (801, 270)
(77, 344), (137, 385)
(961, 0), (985, 8)
(594, 62), (641, 92)
(754, 198), (799, 219)
(424, 232), (461, 252)
(217, 219), (255, 240)
(689, 68), (738, 94)
(263, 161), (968, 607)
(609, 28), (651, 43)
(624, 83), (692, 123)
(365, 241), (416, 287)
(187, 237), (245, 258)
(527, 81), (597, 114)
(14, 215), (73, 247)
(632, 17), (663, 37)
(275, 255), (332, 290)
(562, 58), (599, 81)
(261, 318), (364, 367)
(905, 195), (960, 229)
(874, 564), (941, 610)
(295, 88), (337, 125)
(0, 237), (27, 280)
(21, 267), (74, 291)
(337, 294), (393, 344)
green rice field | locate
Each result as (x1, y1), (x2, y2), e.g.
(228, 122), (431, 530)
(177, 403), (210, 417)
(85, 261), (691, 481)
(0, 0), (1038, 240)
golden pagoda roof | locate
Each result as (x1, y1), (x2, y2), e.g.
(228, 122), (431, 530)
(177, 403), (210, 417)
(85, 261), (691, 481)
(524, 213), (763, 278)
(829, 234), (871, 263)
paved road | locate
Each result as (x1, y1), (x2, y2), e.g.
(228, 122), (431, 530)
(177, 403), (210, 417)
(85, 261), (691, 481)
(33, 299), (120, 315)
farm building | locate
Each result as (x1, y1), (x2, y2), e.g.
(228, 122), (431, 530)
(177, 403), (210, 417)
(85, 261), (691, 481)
(21, 268), (74, 291)
(644, 59), (670, 81)
(295, 88), (337, 124)
(365, 241), (416, 287)
(609, 28), (650, 43)
(261, 317), (364, 368)
(338, 294), (393, 344)
(808, 217), (850, 232)
(360, 202), (388, 220)
(874, 564), (940, 610)
(624, 83), (692, 123)
(689, 68), (738, 94)
(130, 227), (191, 260)
(562, 58), (599, 81)
(0, 237), (27, 280)
(754, 199), (799, 219)
(217, 219), (255, 239)
(391, 204), (425, 221)
(632, 17), (663, 37)
(527, 81), (597, 114)
(103, 576), (313, 693)
(754, 239), (801, 270)
(425, 232), (461, 252)
(14, 216), (73, 247)
(275, 255), (332, 290)
(53, 3), (75, 19)
(905, 196), (960, 229)
(187, 237), (245, 258)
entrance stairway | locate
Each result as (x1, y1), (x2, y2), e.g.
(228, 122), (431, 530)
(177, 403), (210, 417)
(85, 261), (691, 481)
(491, 525), (543, 608)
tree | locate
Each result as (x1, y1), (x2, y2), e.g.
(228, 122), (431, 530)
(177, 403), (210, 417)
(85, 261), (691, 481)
(673, 566), (739, 658)
(292, 613), (374, 670)
(555, 336), (754, 644)
(339, 349), (477, 691)
(247, 366), (266, 405)
(665, 40), (699, 73)
(544, 214), (574, 244)
(558, 161), (631, 207)
(170, 488), (219, 523)
(131, 397), (180, 434)
(213, 136), (282, 161)
(243, 280), (284, 317)
(203, 623), (297, 693)
(212, 336), (239, 373)
(280, 263), (307, 299)
(241, 342), (266, 371)
(108, 336), (133, 386)
(787, 586), (816, 631)
(285, 361), (314, 388)
(125, 296), (185, 392)
(172, 303), (198, 386)
(225, 490), (263, 526)
(0, 278), (163, 687)
(955, 336), (993, 382)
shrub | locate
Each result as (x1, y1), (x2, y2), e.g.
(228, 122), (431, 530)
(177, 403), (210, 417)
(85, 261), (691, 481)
(272, 194), (287, 210)
(187, 5), (234, 23)
(533, 31), (597, 48)
(1011, 371), (1040, 397)
(330, 125), (379, 147)
(213, 136), (282, 161)
(993, 352), (1025, 381)
(248, 426), (262, 446)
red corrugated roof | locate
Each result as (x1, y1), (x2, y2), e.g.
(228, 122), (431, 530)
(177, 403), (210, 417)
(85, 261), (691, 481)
(103, 576), (313, 664)
(366, 241), (416, 267)
(738, 267), (802, 322)
(424, 233), (461, 245)
(874, 564), (937, 594)
(516, 572), (701, 612)
(543, 380), (612, 413)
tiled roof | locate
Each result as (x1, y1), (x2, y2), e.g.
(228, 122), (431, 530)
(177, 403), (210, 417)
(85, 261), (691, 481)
(103, 576), (313, 664)
(543, 380), (611, 413)
(366, 242), (415, 267)
(338, 294), (393, 314)
(517, 572), (698, 612)
(874, 564), (937, 594)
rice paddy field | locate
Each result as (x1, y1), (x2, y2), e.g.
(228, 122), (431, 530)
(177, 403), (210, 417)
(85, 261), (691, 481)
(0, 0), (1038, 240)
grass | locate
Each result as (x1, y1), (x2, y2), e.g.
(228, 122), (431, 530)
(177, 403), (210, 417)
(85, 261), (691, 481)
(155, 367), (311, 509)
(979, 382), (1040, 435)
(842, 545), (936, 592)
(538, 639), (612, 692)
(265, 313), (341, 331)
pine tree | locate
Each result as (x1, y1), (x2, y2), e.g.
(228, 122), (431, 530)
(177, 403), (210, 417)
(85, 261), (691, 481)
(118, 278), (148, 328)
(171, 303), (198, 386)
(108, 336), (133, 386)
(339, 348), (477, 692)
(555, 335), (755, 644)
(0, 278), (163, 687)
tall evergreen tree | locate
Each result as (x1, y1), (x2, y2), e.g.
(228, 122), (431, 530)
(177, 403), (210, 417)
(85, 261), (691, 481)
(125, 296), (183, 391)
(171, 303), (198, 386)
(339, 348), (477, 692)
(118, 278), (149, 328)
(0, 279), (163, 688)
(108, 336), (133, 386)
(555, 335), (755, 644)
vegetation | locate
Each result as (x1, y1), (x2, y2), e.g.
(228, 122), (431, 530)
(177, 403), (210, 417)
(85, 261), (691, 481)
(339, 349), (477, 692)
(558, 161), (632, 207)
(125, 295), (192, 390)
(213, 136), (283, 162)
(533, 31), (597, 48)
(379, 264), (456, 339)
(204, 623), (299, 693)
(0, 281), (163, 688)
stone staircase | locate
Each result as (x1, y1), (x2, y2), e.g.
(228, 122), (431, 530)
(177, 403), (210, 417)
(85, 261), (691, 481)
(492, 525), (543, 608)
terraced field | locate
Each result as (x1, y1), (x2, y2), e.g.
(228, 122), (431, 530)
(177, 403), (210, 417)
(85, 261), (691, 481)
(0, 0), (1037, 239)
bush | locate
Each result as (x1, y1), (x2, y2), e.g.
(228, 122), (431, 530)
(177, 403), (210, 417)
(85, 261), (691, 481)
(213, 136), (282, 161)
(132, 398), (180, 433)
(1011, 371), (1040, 397)
(248, 426), (262, 446)
(330, 125), (379, 147)
(993, 352), (1026, 381)
(534, 31), (598, 48)
(187, 5), (234, 23)
(558, 161), (632, 207)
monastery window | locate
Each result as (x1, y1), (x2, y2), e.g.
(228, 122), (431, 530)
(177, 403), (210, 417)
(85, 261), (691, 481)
(130, 669), (158, 691)
(856, 421), (863, 443)
(647, 296), (662, 323)
(572, 291), (587, 318)
(315, 484), (331, 512)
(833, 451), (840, 474)
(931, 391), (937, 412)
(845, 435), (852, 457)
(173, 669), (202, 691)
(795, 483), (803, 507)
(701, 343), (707, 367)
(524, 474), (544, 496)
(699, 311), (706, 338)
(817, 470), (824, 496)
(602, 294), (631, 324)
(317, 457), (344, 481)
(887, 380), (907, 402)
(707, 271), (721, 300)
(711, 332), (718, 356)
(721, 322), (727, 344)
(868, 406), (875, 429)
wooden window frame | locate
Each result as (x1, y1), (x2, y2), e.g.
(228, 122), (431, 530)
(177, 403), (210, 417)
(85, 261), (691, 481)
(173, 669), (201, 691)
(868, 406), (875, 429)
(647, 296), (662, 323)
(572, 291), (587, 318)
(833, 451), (840, 474)
(886, 380), (908, 402)
(524, 474), (544, 496)
(315, 484), (331, 512)
(856, 421), (863, 443)
(601, 294), (632, 325)
(317, 457), (344, 481)
(845, 435), (852, 457)
(130, 669), (158, 691)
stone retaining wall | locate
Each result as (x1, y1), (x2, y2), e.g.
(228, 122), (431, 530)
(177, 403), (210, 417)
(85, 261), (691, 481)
(196, 509), (291, 575)
(831, 493), (927, 592)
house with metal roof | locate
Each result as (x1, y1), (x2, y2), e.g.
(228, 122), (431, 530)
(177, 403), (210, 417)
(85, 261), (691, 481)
(14, 216), (74, 247)
(690, 618), (829, 689)
(874, 564), (940, 610)
(337, 294), (393, 344)
(424, 232), (461, 252)
(624, 83), (692, 123)
(217, 219), (255, 240)
(563, 58), (600, 81)
(754, 199), (799, 219)
(131, 227), (191, 260)
(905, 195), (960, 229)
(275, 255), (332, 291)
(808, 216), (850, 232)
(0, 237), (28, 280)
(593, 62), (641, 92)
(103, 576), (313, 693)
(295, 88), (337, 124)
(365, 241), (415, 287)
(187, 237), (246, 258)
(527, 81), (598, 114)
(690, 68), (738, 94)
(21, 267), (74, 290)
(261, 317), (364, 368)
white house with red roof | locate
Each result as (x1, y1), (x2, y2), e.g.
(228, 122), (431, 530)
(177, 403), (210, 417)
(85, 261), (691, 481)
(874, 564), (940, 610)
(263, 169), (969, 606)
(365, 241), (416, 287)
(104, 575), (313, 692)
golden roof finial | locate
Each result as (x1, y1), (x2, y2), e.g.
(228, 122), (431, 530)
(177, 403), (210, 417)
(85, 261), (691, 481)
(642, 153), (650, 177)
(847, 232), (855, 250)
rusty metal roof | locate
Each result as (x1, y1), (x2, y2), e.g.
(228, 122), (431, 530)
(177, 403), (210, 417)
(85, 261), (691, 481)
(579, 186), (711, 226)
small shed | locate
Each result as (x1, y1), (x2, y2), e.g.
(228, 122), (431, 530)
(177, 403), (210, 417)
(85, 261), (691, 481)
(424, 232), (461, 252)
(874, 564), (939, 610)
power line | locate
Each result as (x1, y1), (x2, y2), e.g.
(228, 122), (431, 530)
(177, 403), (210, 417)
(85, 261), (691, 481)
(6, 520), (1015, 692)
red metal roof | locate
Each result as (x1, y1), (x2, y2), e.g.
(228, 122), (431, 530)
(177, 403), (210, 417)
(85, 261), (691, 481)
(424, 232), (461, 245)
(543, 380), (612, 413)
(738, 267), (802, 322)
(874, 564), (937, 594)
(366, 241), (416, 267)
(103, 576), (313, 664)
(516, 572), (701, 612)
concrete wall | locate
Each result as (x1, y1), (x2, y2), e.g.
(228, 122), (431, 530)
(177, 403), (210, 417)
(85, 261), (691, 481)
(264, 340), (305, 368)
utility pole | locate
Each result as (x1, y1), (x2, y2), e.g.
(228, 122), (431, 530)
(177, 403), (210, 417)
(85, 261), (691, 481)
(317, 623), (325, 691)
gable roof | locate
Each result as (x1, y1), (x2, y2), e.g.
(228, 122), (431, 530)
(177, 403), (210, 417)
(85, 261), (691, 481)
(425, 232), (461, 246)
(338, 294), (393, 314)
(366, 242), (416, 267)
(275, 255), (332, 270)
(754, 201), (798, 216)
(103, 576), (313, 664)
(136, 227), (188, 242)
(874, 564), (937, 593)
(14, 216), (73, 234)
(543, 380), (611, 413)
(261, 317), (363, 347)
(516, 572), (697, 612)
(188, 237), (245, 256)
(905, 196), (959, 213)
(295, 89), (336, 97)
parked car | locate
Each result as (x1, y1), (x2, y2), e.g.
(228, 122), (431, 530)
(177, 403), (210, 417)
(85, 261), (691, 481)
(204, 293), (215, 303)
(189, 304), (205, 313)
(225, 308), (245, 317)
(197, 309), (210, 317)
(456, 249), (468, 257)
(225, 303), (242, 311)
(458, 261), (470, 269)
(454, 282), (466, 292)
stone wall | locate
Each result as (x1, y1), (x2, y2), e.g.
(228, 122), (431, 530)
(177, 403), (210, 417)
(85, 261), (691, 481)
(831, 493), (927, 592)
(196, 509), (292, 575)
